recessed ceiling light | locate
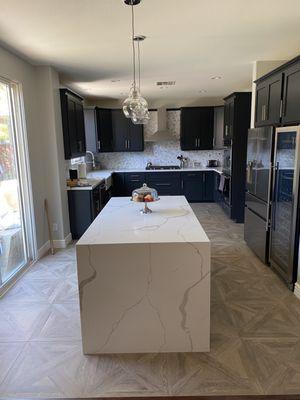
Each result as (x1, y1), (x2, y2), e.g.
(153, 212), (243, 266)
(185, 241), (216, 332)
(211, 76), (222, 80)
(199, 89), (207, 93)
(111, 79), (121, 83)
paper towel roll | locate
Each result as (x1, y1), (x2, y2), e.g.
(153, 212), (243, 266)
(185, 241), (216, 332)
(78, 163), (87, 179)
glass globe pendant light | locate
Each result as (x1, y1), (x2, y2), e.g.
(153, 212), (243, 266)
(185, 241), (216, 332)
(123, 0), (149, 124)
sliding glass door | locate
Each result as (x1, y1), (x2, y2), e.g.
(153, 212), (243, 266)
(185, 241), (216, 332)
(0, 78), (35, 288)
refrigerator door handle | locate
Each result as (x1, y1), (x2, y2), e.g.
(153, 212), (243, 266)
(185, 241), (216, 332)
(271, 162), (279, 231)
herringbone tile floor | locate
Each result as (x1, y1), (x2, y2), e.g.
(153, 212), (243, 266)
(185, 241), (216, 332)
(0, 203), (299, 397)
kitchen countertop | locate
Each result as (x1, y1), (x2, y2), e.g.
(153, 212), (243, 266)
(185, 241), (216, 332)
(77, 195), (210, 245)
(67, 167), (223, 191)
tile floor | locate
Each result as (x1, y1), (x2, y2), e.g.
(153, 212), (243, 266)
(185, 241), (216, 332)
(0, 203), (300, 397)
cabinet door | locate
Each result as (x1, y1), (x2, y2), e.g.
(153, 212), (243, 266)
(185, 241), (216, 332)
(112, 110), (129, 152)
(224, 98), (234, 144)
(199, 108), (214, 149)
(128, 121), (144, 151)
(255, 82), (268, 126)
(181, 172), (204, 202)
(67, 98), (79, 157)
(267, 73), (283, 125)
(146, 172), (181, 195)
(112, 173), (125, 196)
(96, 108), (113, 152)
(282, 62), (300, 125)
(124, 173), (145, 196)
(203, 171), (214, 201)
(180, 108), (200, 150)
(75, 102), (86, 154)
(84, 108), (97, 153)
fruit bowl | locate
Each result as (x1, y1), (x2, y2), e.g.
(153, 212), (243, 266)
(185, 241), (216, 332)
(131, 183), (159, 214)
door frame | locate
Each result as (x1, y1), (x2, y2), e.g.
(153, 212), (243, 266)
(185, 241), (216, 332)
(0, 76), (37, 295)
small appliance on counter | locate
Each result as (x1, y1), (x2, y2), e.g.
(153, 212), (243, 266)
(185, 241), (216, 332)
(207, 160), (219, 168)
(131, 183), (159, 214)
(78, 162), (87, 179)
(67, 169), (78, 187)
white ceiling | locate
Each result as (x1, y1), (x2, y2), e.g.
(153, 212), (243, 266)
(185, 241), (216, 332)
(0, 0), (300, 107)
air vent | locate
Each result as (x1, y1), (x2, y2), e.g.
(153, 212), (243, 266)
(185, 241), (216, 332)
(156, 81), (176, 86)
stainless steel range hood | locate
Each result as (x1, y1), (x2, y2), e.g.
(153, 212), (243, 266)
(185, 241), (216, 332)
(146, 108), (175, 142)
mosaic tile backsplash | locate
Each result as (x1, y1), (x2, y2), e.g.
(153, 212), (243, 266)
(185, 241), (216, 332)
(96, 143), (223, 170)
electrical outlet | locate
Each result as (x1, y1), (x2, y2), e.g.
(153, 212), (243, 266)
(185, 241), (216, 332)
(52, 223), (58, 232)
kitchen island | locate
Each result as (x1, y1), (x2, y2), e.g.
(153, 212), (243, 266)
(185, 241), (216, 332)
(76, 196), (210, 354)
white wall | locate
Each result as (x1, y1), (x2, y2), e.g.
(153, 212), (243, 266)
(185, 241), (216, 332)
(0, 45), (70, 253)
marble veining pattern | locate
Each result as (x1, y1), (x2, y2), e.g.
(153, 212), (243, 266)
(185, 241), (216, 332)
(0, 204), (300, 397)
(76, 196), (210, 354)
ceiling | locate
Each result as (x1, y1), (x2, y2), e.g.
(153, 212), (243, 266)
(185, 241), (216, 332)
(1, 0), (300, 107)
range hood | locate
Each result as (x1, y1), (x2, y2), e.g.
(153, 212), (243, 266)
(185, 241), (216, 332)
(146, 107), (175, 142)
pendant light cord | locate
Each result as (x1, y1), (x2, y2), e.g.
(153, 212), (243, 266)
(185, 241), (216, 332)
(131, 3), (136, 90)
(137, 40), (141, 91)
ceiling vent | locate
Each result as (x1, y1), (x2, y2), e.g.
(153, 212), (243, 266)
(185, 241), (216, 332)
(156, 81), (176, 86)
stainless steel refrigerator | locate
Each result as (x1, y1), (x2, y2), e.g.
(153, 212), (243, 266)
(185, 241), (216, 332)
(244, 127), (273, 264)
(269, 126), (300, 289)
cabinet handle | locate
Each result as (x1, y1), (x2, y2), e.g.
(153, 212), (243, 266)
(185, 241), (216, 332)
(262, 104), (266, 121)
(203, 174), (205, 183)
(78, 140), (82, 152)
(128, 139), (130, 149)
(279, 99), (283, 118)
(181, 180), (184, 190)
(195, 138), (197, 148)
(225, 125), (228, 136)
(97, 140), (101, 151)
(213, 136), (215, 148)
(130, 179), (140, 182)
(156, 183), (171, 186)
(125, 139), (127, 149)
(198, 137), (201, 148)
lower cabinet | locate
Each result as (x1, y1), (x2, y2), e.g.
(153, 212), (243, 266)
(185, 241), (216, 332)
(113, 171), (216, 201)
(181, 171), (214, 202)
(68, 186), (102, 239)
(146, 172), (181, 195)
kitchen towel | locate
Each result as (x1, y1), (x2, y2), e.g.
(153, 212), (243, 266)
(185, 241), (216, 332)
(218, 174), (225, 192)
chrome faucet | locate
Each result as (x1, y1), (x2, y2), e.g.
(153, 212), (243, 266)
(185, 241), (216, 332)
(86, 151), (96, 169)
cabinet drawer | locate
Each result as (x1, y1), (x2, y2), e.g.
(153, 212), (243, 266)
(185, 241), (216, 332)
(124, 172), (146, 182)
(146, 172), (180, 181)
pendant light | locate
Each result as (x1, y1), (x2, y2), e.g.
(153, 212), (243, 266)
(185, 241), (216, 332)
(123, 0), (149, 124)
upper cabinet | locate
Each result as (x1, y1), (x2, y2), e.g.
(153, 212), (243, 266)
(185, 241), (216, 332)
(282, 62), (300, 125)
(95, 108), (113, 152)
(254, 56), (300, 127)
(223, 97), (234, 146)
(112, 109), (144, 152)
(60, 89), (86, 159)
(255, 73), (283, 127)
(180, 107), (214, 150)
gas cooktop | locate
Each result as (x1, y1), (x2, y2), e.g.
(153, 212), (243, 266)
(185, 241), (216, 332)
(145, 165), (180, 170)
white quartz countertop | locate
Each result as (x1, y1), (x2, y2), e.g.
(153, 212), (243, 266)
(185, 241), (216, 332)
(77, 195), (210, 246)
(67, 167), (223, 191)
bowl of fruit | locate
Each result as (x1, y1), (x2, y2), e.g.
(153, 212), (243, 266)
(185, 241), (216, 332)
(131, 183), (159, 214)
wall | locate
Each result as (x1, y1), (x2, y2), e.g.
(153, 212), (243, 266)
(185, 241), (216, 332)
(95, 110), (224, 170)
(0, 45), (70, 254)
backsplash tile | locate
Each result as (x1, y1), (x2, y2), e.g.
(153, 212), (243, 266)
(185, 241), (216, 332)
(95, 141), (223, 170)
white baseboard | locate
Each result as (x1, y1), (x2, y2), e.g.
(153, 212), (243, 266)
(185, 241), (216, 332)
(37, 232), (72, 258)
(53, 232), (72, 249)
(37, 240), (50, 260)
(294, 282), (300, 300)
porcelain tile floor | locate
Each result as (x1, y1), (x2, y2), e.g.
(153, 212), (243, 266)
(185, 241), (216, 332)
(0, 203), (300, 398)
